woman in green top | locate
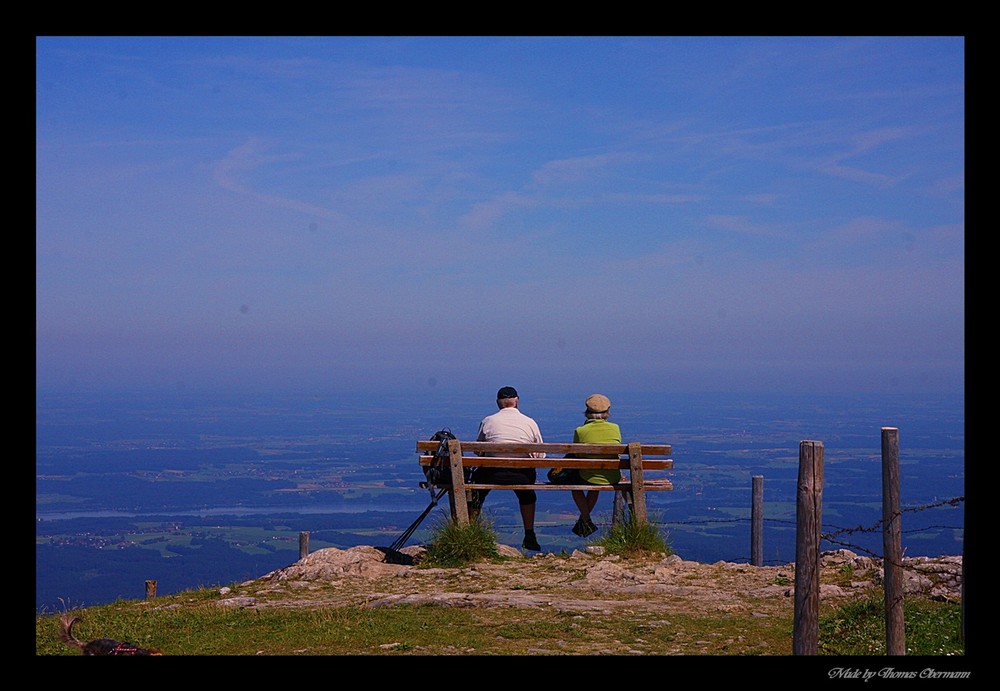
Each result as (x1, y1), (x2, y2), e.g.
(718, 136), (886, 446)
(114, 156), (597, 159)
(551, 393), (622, 537)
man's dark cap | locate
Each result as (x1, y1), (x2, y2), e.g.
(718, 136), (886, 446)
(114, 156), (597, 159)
(497, 386), (518, 399)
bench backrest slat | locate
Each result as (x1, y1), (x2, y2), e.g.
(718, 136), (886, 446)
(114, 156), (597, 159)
(415, 440), (671, 456)
(418, 455), (672, 470)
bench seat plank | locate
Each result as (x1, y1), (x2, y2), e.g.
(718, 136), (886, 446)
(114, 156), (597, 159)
(452, 480), (674, 491)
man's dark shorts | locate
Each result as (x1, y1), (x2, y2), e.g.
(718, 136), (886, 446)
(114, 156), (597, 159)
(470, 467), (536, 506)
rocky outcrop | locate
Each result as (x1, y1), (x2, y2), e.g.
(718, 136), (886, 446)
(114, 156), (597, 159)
(260, 545), (414, 581)
(216, 545), (961, 614)
(816, 548), (963, 601)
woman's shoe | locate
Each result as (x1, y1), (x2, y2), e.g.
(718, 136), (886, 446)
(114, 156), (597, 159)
(522, 532), (541, 551)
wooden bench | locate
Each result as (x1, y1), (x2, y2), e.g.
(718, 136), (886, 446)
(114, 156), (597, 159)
(416, 440), (673, 526)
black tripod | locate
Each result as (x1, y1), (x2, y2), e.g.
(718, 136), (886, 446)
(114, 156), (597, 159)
(387, 485), (448, 553)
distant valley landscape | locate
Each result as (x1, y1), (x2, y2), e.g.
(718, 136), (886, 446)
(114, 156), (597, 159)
(36, 387), (965, 613)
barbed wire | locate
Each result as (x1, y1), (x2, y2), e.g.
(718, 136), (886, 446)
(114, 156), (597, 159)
(653, 496), (965, 569)
(428, 495), (964, 568)
(820, 496), (964, 541)
(534, 495), (960, 571)
(816, 496), (964, 564)
(650, 495), (961, 526)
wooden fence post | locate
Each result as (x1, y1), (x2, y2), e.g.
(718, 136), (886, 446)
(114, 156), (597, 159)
(793, 440), (824, 655)
(751, 475), (764, 566)
(145, 580), (157, 599)
(881, 427), (906, 655)
(299, 531), (310, 560)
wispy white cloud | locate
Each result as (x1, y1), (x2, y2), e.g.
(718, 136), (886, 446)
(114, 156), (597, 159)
(703, 215), (797, 239)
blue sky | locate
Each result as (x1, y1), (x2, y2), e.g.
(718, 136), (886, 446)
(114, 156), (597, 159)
(35, 36), (964, 397)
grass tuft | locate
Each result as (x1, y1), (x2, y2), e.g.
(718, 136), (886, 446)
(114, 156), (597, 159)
(421, 514), (501, 567)
(591, 513), (671, 557)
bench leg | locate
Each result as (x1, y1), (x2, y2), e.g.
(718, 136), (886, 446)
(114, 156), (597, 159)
(467, 491), (482, 524)
(445, 487), (472, 526)
(441, 487), (478, 527)
(613, 489), (644, 526)
(612, 490), (627, 527)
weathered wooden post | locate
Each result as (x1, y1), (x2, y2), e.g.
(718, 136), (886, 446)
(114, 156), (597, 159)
(793, 440), (824, 655)
(299, 531), (310, 560)
(881, 427), (906, 655)
(145, 579), (157, 599)
(751, 475), (764, 566)
(627, 442), (647, 524)
(448, 438), (471, 526)
(612, 490), (626, 527)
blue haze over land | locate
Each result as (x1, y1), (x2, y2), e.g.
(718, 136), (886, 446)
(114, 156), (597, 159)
(36, 386), (964, 614)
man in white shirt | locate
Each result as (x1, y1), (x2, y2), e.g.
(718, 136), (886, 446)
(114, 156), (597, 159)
(471, 386), (545, 551)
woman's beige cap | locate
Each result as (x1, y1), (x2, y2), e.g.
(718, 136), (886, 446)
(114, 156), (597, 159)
(585, 394), (611, 413)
